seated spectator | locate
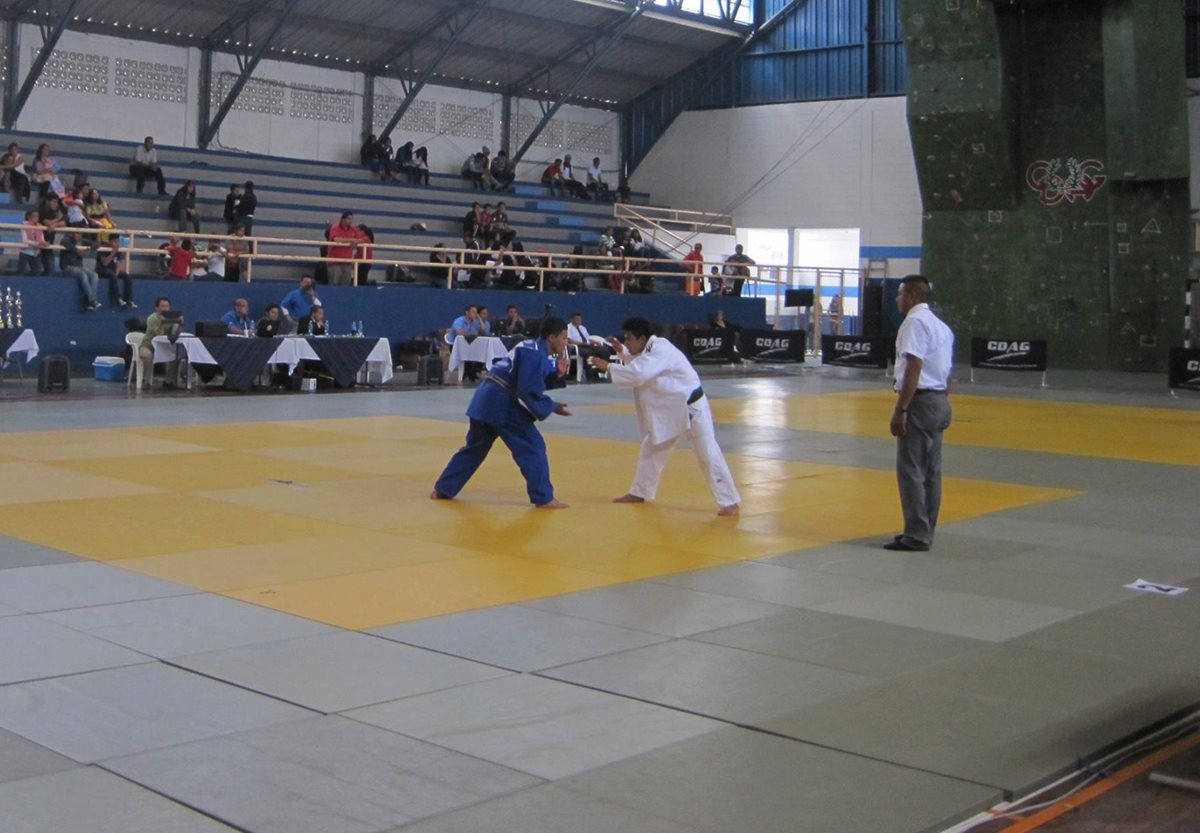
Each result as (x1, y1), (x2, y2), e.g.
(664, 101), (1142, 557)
(17, 210), (47, 275)
(510, 241), (541, 290)
(130, 136), (167, 195)
(281, 275), (321, 328)
(37, 194), (65, 275)
(598, 228), (617, 257)
(566, 311), (613, 380)
(165, 237), (194, 280)
(462, 202), (481, 239)
(476, 203), (494, 242)
(360, 134), (387, 179)
(63, 189), (89, 228)
(396, 141), (417, 183)
(488, 245), (523, 289)
(222, 183), (242, 233)
(451, 304), (483, 338)
(541, 158), (565, 197)
(224, 224), (249, 282)
(256, 304), (283, 337)
(0, 142), (30, 203)
(461, 152), (486, 189)
(378, 137), (396, 180)
(31, 144), (63, 201)
(222, 298), (254, 335)
(83, 188), (116, 243)
(496, 304), (526, 336)
(297, 304), (328, 336)
(428, 243), (454, 288)
(60, 232), (101, 310)
(561, 244), (589, 293)
(188, 246), (213, 280)
(96, 237), (134, 309)
(560, 155), (585, 199)
(198, 239), (227, 281)
(169, 181), (200, 234)
(586, 157), (610, 201)
(478, 306), (492, 335)
(615, 176), (631, 203)
(491, 201), (514, 246)
(490, 150), (515, 191)
(411, 145), (430, 186)
(140, 296), (182, 388)
(458, 233), (486, 289)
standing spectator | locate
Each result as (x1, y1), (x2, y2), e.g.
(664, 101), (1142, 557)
(490, 150), (515, 191)
(587, 157), (610, 201)
(199, 239), (227, 281)
(60, 232), (101, 310)
(0, 143), (30, 203)
(886, 275), (954, 552)
(169, 181), (200, 234)
(235, 181), (257, 235)
(356, 224), (375, 286)
(165, 237), (194, 280)
(411, 146), (430, 186)
(17, 210), (46, 275)
(96, 237), (135, 309)
(37, 193), (65, 275)
(326, 211), (368, 286)
(724, 244), (755, 297)
(682, 243), (704, 297)
(560, 155), (584, 198)
(224, 224), (249, 282)
(222, 183), (242, 233)
(281, 275), (320, 327)
(130, 136), (167, 195)
(221, 298), (254, 335)
(31, 144), (62, 201)
(541, 158), (565, 197)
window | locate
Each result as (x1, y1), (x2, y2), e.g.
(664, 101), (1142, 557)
(651, 0), (754, 25)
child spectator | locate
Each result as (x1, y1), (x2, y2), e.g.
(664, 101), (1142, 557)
(165, 236), (194, 280)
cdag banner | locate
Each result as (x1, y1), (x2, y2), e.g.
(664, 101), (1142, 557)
(1168, 347), (1200, 391)
(821, 335), (887, 369)
(681, 329), (736, 363)
(741, 329), (805, 363)
(970, 337), (1048, 371)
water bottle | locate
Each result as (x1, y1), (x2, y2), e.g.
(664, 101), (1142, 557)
(357, 320), (364, 337)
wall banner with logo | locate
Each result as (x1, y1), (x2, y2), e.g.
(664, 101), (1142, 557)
(681, 329), (736, 363)
(1168, 347), (1200, 391)
(741, 329), (805, 363)
(820, 335), (887, 369)
(969, 337), (1048, 371)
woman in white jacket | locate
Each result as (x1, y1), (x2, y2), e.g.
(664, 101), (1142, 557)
(589, 317), (740, 516)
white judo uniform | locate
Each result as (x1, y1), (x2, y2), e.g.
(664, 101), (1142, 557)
(608, 335), (740, 508)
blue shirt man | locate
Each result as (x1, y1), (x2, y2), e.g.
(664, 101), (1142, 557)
(450, 304), (483, 338)
(281, 276), (319, 325)
(220, 298), (253, 335)
(432, 318), (572, 508)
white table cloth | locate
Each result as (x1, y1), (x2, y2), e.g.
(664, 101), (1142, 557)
(447, 335), (508, 381)
(5, 329), (39, 363)
(152, 336), (393, 387)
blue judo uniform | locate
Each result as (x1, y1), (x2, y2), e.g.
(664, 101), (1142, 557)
(434, 338), (562, 505)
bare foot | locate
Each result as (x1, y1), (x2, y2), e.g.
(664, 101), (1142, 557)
(717, 503), (740, 517)
(535, 499), (569, 509)
(430, 490), (451, 500)
(612, 493), (645, 504)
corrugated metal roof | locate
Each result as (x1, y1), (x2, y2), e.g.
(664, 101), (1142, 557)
(15, 0), (748, 108)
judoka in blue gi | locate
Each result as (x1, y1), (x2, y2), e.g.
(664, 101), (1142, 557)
(431, 317), (572, 509)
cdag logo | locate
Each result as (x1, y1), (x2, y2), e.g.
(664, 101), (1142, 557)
(835, 341), (871, 352)
(754, 338), (789, 349)
(1189, 360), (1200, 372)
(1026, 157), (1107, 206)
(988, 341), (1031, 353)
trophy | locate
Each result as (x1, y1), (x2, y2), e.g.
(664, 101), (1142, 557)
(14, 291), (22, 329)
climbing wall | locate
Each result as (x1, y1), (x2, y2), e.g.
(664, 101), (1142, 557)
(901, 0), (1190, 370)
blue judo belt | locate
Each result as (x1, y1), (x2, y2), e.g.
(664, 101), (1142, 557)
(687, 386), (704, 405)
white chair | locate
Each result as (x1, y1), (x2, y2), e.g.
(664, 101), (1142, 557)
(125, 331), (146, 390)
(568, 344), (588, 383)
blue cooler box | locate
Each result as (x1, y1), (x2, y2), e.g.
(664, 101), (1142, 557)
(93, 356), (126, 382)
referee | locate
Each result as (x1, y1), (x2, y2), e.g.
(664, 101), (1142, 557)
(887, 275), (954, 552)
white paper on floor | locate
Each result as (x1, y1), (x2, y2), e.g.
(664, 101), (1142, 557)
(1125, 579), (1190, 596)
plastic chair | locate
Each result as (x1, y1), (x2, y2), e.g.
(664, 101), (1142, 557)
(568, 344), (588, 383)
(125, 331), (146, 390)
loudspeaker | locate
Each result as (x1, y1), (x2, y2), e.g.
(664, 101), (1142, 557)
(862, 284), (884, 337)
(785, 288), (815, 307)
(194, 321), (228, 338)
(417, 354), (443, 385)
(37, 355), (70, 392)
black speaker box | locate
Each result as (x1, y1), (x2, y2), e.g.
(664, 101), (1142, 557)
(38, 355), (70, 392)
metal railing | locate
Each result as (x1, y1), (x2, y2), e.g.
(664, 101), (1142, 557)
(613, 203), (736, 260)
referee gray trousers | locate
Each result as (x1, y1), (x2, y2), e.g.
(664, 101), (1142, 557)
(896, 390), (952, 545)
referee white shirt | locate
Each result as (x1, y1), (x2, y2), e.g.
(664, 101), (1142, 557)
(567, 321), (590, 345)
(894, 303), (954, 390)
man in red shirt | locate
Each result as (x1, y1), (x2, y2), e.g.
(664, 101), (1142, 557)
(540, 159), (565, 198)
(165, 236), (194, 280)
(326, 211), (367, 286)
(682, 243), (704, 296)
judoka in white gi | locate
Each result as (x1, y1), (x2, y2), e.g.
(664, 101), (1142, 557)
(588, 316), (741, 516)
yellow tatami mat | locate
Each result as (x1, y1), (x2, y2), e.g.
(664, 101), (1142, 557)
(0, 414), (1077, 630)
(696, 391), (1200, 466)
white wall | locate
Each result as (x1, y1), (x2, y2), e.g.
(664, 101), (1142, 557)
(634, 97), (923, 263)
(11, 28), (620, 178)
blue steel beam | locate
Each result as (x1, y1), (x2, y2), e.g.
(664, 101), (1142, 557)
(200, 0), (302, 148)
(375, 0), (491, 142)
(4, 0), (84, 128)
(513, 1), (650, 164)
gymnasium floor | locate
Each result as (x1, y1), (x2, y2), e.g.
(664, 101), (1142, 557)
(0, 368), (1198, 833)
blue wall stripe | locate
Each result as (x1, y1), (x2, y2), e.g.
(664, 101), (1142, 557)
(860, 245), (921, 259)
